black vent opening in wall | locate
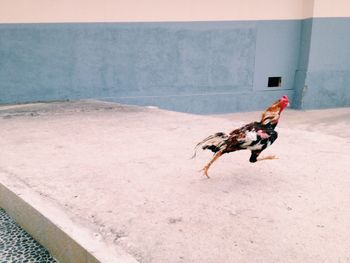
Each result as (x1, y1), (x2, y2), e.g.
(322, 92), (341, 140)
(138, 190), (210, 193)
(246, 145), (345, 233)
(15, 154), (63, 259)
(268, 77), (282, 87)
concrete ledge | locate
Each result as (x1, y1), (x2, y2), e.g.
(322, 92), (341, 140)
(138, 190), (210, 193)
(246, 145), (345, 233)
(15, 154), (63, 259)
(0, 173), (138, 263)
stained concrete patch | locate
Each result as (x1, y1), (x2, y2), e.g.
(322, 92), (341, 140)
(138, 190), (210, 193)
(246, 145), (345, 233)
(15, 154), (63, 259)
(1, 100), (350, 263)
(0, 208), (57, 262)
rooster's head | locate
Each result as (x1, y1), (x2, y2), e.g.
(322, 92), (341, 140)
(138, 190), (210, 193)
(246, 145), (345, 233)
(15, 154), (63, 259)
(261, 95), (289, 126)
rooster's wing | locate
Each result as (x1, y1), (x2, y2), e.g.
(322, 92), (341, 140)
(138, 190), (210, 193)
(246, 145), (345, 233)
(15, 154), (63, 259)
(224, 122), (270, 153)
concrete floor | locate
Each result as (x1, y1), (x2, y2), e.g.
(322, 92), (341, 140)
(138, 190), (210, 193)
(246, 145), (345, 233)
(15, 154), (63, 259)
(1, 100), (350, 263)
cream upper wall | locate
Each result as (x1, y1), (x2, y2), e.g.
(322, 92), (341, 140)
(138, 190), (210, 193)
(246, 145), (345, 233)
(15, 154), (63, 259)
(302, 0), (315, 18)
(1, 0), (305, 23)
(0, 0), (349, 23)
(313, 0), (350, 17)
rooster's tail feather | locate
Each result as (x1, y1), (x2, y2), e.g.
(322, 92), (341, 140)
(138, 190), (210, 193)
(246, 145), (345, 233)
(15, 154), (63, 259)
(191, 132), (228, 159)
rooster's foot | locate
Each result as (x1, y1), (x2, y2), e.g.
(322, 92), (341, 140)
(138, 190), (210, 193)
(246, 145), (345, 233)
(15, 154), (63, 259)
(199, 166), (210, 179)
(257, 155), (278, 161)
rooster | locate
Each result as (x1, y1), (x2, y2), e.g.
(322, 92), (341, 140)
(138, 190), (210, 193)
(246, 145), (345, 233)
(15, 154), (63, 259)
(192, 95), (289, 178)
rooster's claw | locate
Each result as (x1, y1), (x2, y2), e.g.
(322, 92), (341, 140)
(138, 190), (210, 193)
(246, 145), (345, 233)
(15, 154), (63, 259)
(199, 167), (210, 179)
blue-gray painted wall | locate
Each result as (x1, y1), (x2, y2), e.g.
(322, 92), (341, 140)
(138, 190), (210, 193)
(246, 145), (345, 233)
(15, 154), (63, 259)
(0, 18), (349, 113)
(293, 18), (313, 109)
(293, 18), (350, 109)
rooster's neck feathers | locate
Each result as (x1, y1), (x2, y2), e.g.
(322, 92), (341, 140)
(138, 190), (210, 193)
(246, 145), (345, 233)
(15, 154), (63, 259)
(260, 100), (282, 126)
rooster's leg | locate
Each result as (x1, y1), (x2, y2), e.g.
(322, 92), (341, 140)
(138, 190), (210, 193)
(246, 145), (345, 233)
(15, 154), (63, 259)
(200, 151), (223, 178)
(257, 155), (278, 161)
(250, 151), (278, 162)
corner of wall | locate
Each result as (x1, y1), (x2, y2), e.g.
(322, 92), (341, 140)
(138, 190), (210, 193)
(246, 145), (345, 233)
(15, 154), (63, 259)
(293, 17), (313, 109)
